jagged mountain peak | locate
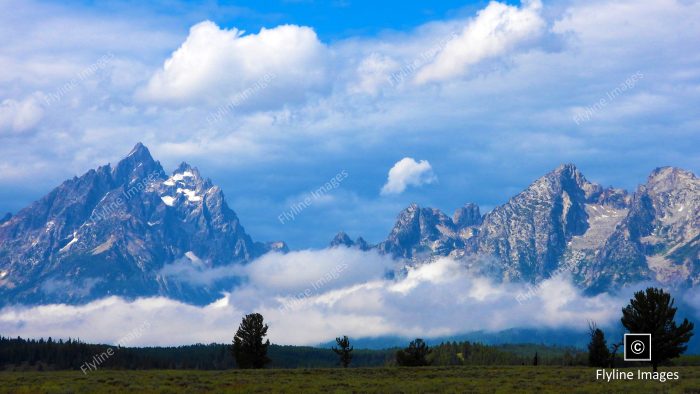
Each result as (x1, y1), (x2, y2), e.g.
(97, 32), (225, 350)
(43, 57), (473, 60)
(330, 231), (353, 247)
(160, 161), (218, 207)
(472, 164), (597, 281)
(175, 161), (195, 174)
(122, 142), (155, 166)
(404, 202), (420, 212)
(508, 165), (589, 213)
(394, 204), (451, 223)
(354, 236), (370, 250)
(542, 163), (590, 190)
(545, 165), (632, 208)
(329, 232), (371, 250)
(397, 203), (447, 218)
(127, 142), (149, 157)
(453, 203), (482, 228)
(172, 162), (213, 189)
(647, 167), (697, 190)
(649, 166), (696, 178)
(379, 203), (461, 259)
(112, 143), (164, 185)
(553, 162), (579, 173)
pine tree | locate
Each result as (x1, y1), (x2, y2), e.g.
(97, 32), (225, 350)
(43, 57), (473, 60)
(621, 287), (694, 372)
(587, 322), (611, 367)
(396, 338), (431, 367)
(231, 313), (271, 369)
(332, 336), (353, 368)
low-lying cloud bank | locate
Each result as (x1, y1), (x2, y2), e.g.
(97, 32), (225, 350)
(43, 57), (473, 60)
(4, 247), (696, 347)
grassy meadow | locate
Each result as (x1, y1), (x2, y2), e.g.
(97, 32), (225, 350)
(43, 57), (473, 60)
(2, 366), (700, 393)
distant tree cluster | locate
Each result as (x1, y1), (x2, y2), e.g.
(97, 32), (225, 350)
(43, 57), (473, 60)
(0, 336), (394, 371)
(0, 337), (233, 370)
(392, 339), (587, 367)
(396, 338), (431, 366)
(0, 337), (98, 370)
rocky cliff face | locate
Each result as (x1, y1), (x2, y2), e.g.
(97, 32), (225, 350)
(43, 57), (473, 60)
(0, 143), (285, 305)
(475, 164), (591, 281)
(581, 167), (699, 291)
(453, 203), (482, 228)
(376, 203), (474, 261)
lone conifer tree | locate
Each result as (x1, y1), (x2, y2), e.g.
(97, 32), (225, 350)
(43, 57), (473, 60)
(232, 313), (271, 369)
(587, 322), (611, 367)
(621, 287), (694, 372)
(396, 338), (431, 366)
(332, 336), (353, 368)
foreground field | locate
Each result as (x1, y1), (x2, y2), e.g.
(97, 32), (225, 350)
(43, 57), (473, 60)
(1, 366), (700, 393)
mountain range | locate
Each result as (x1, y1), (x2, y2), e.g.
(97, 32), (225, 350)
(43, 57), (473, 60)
(0, 143), (697, 305)
(338, 164), (699, 293)
(0, 143), (286, 305)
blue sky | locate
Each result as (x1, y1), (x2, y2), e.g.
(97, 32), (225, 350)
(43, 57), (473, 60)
(72, 0), (495, 41)
(0, 0), (698, 249)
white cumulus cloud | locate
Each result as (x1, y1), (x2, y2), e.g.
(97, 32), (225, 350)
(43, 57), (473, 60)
(381, 157), (437, 195)
(139, 21), (329, 105)
(415, 0), (545, 84)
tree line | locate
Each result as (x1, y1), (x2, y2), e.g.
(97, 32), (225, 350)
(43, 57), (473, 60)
(0, 337), (395, 371)
(229, 314), (587, 369)
(0, 334), (584, 371)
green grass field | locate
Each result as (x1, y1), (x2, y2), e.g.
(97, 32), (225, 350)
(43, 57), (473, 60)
(1, 366), (699, 393)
